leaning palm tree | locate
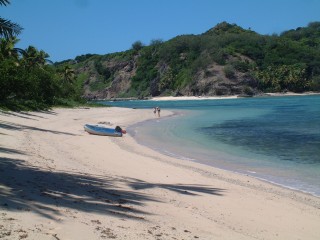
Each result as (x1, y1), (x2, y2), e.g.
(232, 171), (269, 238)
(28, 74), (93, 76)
(37, 49), (53, 65)
(0, 0), (23, 39)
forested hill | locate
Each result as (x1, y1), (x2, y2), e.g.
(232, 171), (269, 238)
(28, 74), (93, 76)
(58, 21), (320, 99)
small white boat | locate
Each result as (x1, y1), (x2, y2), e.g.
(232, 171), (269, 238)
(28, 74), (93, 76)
(84, 124), (123, 137)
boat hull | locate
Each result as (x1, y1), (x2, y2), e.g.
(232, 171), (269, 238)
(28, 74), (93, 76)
(84, 124), (122, 137)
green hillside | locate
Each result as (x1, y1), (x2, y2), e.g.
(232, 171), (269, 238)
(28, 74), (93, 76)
(60, 21), (320, 99)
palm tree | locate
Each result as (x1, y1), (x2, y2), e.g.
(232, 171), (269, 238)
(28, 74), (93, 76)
(63, 65), (75, 83)
(21, 46), (52, 67)
(0, 36), (19, 58)
(21, 46), (38, 67)
(0, 0), (23, 39)
(38, 49), (53, 65)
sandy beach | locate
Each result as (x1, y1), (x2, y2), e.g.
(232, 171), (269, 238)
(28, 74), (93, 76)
(151, 96), (239, 101)
(1, 107), (320, 240)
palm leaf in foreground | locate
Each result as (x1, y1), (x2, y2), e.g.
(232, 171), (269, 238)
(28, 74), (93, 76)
(0, 0), (10, 6)
(0, 18), (23, 39)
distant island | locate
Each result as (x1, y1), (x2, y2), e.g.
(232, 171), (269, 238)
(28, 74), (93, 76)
(56, 21), (320, 100)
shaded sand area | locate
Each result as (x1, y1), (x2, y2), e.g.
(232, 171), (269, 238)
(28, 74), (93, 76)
(1, 107), (320, 239)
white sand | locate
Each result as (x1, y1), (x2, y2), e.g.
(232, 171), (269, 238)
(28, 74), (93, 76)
(1, 107), (320, 240)
(151, 95), (239, 101)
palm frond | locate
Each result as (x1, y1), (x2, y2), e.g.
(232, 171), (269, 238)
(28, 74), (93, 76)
(13, 47), (25, 56)
(0, 17), (23, 39)
(0, 0), (10, 6)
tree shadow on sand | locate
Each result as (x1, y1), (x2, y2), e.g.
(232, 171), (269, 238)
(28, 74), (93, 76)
(0, 147), (28, 155)
(0, 110), (56, 121)
(129, 179), (224, 196)
(0, 120), (78, 136)
(0, 156), (225, 221)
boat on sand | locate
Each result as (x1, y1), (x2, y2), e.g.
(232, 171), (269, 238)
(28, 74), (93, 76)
(84, 124), (124, 137)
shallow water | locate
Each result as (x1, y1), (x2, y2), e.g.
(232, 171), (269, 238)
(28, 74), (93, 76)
(100, 95), (320, 196)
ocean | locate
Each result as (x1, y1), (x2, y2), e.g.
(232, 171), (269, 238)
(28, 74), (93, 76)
(99, 95), (320, 196)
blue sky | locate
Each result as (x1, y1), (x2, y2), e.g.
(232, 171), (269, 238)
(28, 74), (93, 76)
(2, 0), (320, 62)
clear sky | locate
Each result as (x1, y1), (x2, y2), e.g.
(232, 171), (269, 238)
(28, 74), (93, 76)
(2, 0), (320, 62)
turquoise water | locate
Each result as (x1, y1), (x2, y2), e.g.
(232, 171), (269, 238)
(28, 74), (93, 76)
(99, 95), (320, 196)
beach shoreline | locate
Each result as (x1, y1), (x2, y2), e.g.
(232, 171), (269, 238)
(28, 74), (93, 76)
(1, 107), (320, 239)
(127, 114), (319, 198)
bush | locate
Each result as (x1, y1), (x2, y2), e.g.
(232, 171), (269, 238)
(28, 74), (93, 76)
(132, 41), (144, 51)
(243, 86), (254, 95)
(223, 65), (235, 78)
(231, 60), (250, 72)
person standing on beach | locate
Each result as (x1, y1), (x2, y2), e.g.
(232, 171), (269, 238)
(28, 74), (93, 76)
(153, 107), (157, 116)
(157, 107), (161, 117)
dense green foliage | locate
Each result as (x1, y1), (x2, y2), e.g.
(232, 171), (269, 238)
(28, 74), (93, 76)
(0, 39), (85, 110)
(0, 1), (86, 110)
(0, 38), (86, 110)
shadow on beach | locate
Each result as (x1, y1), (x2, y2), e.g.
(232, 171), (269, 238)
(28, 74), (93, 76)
(0, 110), (56, 121)
(0, 120), (77, 136)
(0, 154), (225, 221)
